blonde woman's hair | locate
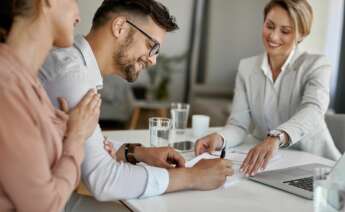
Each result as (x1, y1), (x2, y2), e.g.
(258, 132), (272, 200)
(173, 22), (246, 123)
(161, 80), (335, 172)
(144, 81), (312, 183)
(264, 0), (313, 41)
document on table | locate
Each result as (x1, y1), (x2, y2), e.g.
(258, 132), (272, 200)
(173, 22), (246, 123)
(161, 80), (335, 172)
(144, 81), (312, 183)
(186, 149), (281, 188)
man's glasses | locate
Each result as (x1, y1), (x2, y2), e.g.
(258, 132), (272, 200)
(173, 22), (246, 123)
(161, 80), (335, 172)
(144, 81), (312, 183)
(126, 20), (160, 57)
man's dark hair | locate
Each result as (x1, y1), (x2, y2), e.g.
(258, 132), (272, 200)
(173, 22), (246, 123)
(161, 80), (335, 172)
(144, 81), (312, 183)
(92, 0), (179, 32)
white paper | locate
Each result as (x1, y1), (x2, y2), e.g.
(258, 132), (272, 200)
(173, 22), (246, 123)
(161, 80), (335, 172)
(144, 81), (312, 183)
(186, 149), (282, 188)
(185, 152), (243, 188)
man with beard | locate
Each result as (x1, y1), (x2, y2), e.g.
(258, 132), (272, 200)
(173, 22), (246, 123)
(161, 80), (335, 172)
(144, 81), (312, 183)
(39, 0), (233, 210)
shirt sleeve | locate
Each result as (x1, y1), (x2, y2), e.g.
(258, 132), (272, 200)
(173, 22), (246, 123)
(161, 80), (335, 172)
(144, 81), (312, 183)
(219, 61), (252, 147)
(83, 127), (169, 200)
(0, 88), (81, 212)
(42, 66), (169, 200)
(276, 56), (331, 145)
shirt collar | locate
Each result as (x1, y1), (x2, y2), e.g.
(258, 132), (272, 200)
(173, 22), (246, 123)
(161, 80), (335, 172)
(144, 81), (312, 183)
(260, 46), (297, 80)
(73, 34), (103, 89)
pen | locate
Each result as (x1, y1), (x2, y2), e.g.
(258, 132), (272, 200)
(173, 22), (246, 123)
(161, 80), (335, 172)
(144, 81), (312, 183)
(220, 147), (226, 159)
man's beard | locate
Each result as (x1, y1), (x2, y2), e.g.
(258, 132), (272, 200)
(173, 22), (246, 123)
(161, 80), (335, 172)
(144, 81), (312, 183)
(113, 30), (148, 82)
(113, 45), (139, 82)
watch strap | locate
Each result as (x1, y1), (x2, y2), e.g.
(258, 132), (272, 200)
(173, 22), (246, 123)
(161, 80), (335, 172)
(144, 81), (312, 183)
(124, 143), (142, 164)
(268, 130), (289, 148)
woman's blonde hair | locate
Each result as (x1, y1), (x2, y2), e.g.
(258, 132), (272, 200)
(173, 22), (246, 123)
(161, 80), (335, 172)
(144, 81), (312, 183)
(264, 0), (313, 40)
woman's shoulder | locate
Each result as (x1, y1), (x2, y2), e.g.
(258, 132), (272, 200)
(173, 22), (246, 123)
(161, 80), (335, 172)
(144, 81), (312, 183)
(239, 54), (264, 66)
(293, 51), (331, 71)
(237, 53), (265, 77)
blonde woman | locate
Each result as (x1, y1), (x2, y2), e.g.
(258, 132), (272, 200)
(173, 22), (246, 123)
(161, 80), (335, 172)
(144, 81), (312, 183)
(0, 0), (100, 211)
(195, 0), (340, 176)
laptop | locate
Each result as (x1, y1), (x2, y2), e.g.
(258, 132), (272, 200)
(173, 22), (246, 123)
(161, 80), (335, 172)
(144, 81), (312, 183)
(249, 153), (345, 199)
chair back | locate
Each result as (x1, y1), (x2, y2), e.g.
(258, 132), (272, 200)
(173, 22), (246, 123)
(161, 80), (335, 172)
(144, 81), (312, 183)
(325, 113), (345, 153)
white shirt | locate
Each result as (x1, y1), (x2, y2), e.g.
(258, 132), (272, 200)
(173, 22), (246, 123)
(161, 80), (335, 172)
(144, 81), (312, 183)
(261, 48), (295, 132)
(39, 35), (169, 200)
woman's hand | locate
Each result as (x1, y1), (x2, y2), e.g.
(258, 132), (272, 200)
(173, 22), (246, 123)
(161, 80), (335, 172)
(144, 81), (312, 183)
(60, 89), (101, 142)
(240, 137), (279, 176)
(194, 133), (224, 156)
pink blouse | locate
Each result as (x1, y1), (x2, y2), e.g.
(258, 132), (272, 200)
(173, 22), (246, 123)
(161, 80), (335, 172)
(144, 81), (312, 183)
(0, 44), (84, 212)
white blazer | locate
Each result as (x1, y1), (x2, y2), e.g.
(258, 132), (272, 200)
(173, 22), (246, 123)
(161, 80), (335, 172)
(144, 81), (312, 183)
(220, 48), (341, 160)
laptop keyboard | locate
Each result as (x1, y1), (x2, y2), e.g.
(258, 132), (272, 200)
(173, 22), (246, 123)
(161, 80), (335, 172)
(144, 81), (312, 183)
(283, 176), (313, 192)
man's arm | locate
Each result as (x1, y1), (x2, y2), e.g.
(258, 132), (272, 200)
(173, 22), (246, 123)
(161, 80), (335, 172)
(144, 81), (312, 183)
(40, 61), (171, 199)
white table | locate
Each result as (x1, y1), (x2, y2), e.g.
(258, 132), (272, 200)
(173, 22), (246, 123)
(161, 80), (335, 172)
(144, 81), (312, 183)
(103, 129), (335, 212)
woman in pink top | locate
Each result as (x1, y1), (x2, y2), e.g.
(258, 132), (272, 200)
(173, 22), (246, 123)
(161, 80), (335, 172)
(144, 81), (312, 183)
(0, 0), (101, 211)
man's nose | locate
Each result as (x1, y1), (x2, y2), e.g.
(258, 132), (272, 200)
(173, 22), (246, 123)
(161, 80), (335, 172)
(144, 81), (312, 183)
(148, 54), (158, 65)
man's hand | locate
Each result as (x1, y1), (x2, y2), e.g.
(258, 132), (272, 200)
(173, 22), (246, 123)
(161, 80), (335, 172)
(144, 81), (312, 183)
(166, 158), (234, 192)
(190, 159), (233, 190)
(240, 137), (279, 176)
(114, 145), (185, 169)
(104, 139), (116, 159)
(134, 147), (186, 169)
(194, 133), (224, 155)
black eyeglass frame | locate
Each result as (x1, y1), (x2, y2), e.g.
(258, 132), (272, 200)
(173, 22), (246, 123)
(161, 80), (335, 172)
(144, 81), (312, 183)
(126, 20), (160, 57)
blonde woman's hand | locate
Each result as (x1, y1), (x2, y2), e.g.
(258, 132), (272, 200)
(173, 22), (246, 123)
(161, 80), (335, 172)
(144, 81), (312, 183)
(240, 137), (279, 176)
(194, 133), (224, 156)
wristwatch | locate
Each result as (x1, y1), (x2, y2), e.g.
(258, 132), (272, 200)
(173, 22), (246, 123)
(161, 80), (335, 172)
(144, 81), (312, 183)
(124, 143), (142, 165)
(268, 130), (290, 148)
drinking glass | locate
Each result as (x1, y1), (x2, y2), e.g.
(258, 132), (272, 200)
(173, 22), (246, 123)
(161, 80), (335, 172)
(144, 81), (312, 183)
(149, 117), (171, 147)
(314, 167), (345, 212)
(170, 103), (190, 134)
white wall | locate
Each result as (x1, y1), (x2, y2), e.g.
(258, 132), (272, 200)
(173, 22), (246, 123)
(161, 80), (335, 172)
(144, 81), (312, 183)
(299, 0), (330, 54)
(137, 0), (194, 102)
(203, 0), (343, 95)
(75, 1), (103, 34)
(75, 0), (343, 102)
(205, 0), (267, 90)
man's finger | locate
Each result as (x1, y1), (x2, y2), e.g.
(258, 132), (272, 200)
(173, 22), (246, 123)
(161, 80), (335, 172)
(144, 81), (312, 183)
(225, 167), (234, 176)
(169, 151), (186, 168)
(160, 160), (175, 169)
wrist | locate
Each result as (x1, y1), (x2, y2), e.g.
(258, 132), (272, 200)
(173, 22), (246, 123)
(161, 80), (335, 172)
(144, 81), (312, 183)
(266, 136), (280, 147)
(124, 143), (142, 164)
(116, 145), (125, 162)
(188, 166), (202, 190)
(133, 146), (146, 163)
(268, 130), (290, 148)
(166, 168), (194, 192)
(64, 131), (84, 145)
